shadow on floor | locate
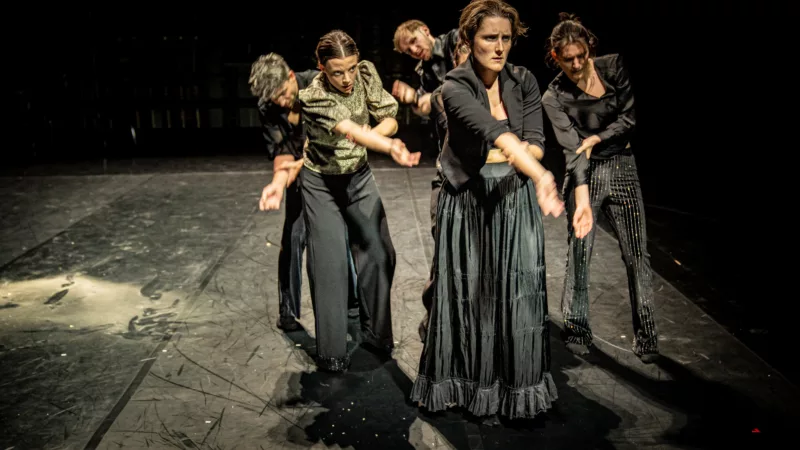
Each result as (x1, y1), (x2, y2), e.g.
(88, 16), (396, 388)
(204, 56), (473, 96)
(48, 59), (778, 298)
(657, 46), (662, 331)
(275, 321), (624, 449)
(584, 347), (792, 448)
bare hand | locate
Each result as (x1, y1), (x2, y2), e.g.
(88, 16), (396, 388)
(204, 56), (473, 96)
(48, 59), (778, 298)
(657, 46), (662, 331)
(572, 201), (593, 239)
(389, 138), (421, 167)
(276, 158), (304, 186)
(391, 80), (417, 104)
(345, 123), (371, 144)
(259, 182), (284, 211)
(576, 135), (601, 159)
(535, 171), (564, 217)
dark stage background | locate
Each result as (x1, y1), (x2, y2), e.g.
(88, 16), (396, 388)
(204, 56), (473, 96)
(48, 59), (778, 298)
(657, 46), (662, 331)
(6, 1), (782, 378)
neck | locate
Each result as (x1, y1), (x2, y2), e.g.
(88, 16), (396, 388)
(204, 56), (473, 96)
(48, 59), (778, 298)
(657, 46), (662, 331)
(475, 63), (499, 88)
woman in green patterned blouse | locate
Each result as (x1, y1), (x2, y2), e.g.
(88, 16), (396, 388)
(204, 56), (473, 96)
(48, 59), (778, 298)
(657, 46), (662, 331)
(296, 29), (420, 373)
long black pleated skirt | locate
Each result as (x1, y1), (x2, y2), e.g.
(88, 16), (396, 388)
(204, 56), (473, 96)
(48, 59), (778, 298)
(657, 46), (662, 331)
(410, 163), (557, 419)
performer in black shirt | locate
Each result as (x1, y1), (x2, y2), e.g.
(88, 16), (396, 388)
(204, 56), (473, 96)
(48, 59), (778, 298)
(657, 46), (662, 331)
(249, 53), (358, 332)
(542, 13), (658, 363)
(392, 20), (459, 117)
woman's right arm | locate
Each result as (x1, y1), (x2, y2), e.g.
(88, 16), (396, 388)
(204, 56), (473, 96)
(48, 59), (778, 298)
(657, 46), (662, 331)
(442, 79), (563, 217)
(494, 133), (563, 218)
(541, 91), (593, 238)
(334, 119), (420, 167)
(300, 86), (419, 168)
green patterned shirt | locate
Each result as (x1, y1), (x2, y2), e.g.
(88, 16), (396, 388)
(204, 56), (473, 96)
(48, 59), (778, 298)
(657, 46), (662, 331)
(298, 60), (398, 175)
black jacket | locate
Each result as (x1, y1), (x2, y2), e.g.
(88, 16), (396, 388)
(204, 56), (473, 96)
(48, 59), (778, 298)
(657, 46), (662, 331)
(439, 57), (545, 189)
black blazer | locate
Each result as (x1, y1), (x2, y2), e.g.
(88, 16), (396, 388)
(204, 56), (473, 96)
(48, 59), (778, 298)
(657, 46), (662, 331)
(439, 56), (545, 189)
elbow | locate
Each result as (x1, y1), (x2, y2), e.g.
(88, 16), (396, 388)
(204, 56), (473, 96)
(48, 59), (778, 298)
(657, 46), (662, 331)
(380, 117), (399, 136)
(333, 119), (355, 136)
(529, 145), (544, 161)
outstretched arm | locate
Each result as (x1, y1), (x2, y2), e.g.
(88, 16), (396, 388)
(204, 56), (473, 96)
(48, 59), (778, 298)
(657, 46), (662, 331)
(334, 119), (420, 167)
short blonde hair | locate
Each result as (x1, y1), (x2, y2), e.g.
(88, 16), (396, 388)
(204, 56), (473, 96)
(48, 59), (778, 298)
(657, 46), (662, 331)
(393, 19), (428, 52)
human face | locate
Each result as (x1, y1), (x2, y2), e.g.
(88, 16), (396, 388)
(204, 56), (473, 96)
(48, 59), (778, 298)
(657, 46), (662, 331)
(322, 55), (359, 95)
(471, 16), (512, 74)
(270, 72), (299, 109)
(555, 43), (589, 82)
(397, 27), (434, 61)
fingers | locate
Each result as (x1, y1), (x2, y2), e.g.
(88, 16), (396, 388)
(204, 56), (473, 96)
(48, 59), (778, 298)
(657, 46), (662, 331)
(259, 184), (283, 211)
(394, 150), (421, 167)
(535, 176), (564, 218)
(573, 214), (584, 238)
(550, 198), (564, 217)
(572, 208), (593, 239)
(586, 147), (592, 159)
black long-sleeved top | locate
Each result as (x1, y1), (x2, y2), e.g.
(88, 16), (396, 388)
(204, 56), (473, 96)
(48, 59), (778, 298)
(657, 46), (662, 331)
(542, 54), (635, 188)
(415, 29), (459, 98)
(430, 85), (447, 152)
(257, 69), (318, 160)
(439, 56), (546, 189)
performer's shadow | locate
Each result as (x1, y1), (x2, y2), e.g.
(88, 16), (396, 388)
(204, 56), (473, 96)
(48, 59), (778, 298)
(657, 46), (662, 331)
(275, 320), (625, 449)
(584, 348), (792, 447)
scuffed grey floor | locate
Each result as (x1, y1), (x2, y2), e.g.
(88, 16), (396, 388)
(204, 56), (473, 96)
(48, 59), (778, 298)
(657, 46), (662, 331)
(1, 165), (797, 450)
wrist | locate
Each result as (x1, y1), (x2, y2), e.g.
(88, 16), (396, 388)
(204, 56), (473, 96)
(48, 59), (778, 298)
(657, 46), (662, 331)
(574, 184), (590, 204)
(386, 138), (398, 155)
(536, 169), (554, 186)
(272, 170), (289, 185)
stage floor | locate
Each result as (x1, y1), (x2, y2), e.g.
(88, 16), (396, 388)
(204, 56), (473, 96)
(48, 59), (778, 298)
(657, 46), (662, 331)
(1, 159), (797, 449)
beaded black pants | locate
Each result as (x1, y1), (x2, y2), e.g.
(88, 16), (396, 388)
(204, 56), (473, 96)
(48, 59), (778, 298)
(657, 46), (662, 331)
(562, 154), (658, 355)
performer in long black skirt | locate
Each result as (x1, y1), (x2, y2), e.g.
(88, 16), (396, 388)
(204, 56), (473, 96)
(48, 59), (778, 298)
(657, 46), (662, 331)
(297, 30), (420, 372)
(542, 13), (658, 363)
(411, 0), (588, 421)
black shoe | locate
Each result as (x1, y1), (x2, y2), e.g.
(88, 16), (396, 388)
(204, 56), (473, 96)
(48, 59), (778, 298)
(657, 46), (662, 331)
(638, 353), (659, 364)
(632, 337), (659, 363)
(316, 355), (350, 373)
(277, 315), (300, 331)
(566, 342), (590, 355)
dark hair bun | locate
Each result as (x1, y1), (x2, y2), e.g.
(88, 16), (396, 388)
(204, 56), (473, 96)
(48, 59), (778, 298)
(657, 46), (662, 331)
(558, 12), (580, 23)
